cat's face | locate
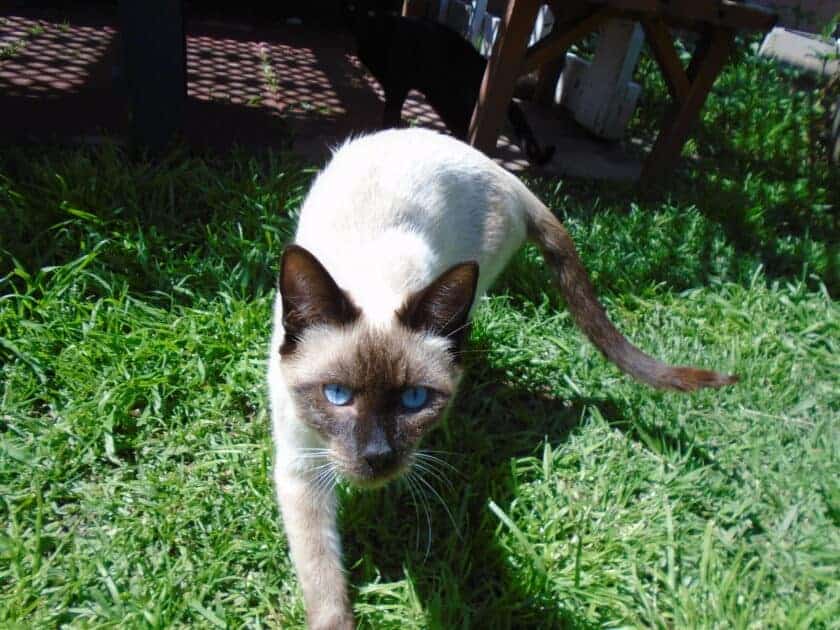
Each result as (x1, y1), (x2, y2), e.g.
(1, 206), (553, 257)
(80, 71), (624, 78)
(277, 245), (478, 487)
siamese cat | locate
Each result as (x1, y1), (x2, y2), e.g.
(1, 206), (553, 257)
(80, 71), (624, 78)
(268, 128), (736, 629)
(353, 11), (555, 166)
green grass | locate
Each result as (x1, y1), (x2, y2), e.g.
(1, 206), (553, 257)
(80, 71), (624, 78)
(1, 44), (838, 628)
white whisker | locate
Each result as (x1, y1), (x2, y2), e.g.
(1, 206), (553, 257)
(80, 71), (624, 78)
(413, 470), (462, 541)
(406, 471), (433, 560)
(415, 451), (460, 475)
(310, 463), (339, 501)
(412, 460), (454, 492)
(402, 476), (422, 552)
(444, 319), (472, 339)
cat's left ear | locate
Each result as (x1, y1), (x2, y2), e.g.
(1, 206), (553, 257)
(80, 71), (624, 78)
(278, 244), (360, 355)
(397, 261), (479, 351)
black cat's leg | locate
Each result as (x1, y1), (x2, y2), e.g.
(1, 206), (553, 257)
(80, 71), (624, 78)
(382, 88), (409, 128)
(507, 102), (555, 165)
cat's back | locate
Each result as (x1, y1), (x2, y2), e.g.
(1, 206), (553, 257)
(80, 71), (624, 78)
(298, 128), (509, 232)
(294, 129), (528, 316)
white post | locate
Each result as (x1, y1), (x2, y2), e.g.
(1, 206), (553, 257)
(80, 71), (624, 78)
(557, 19), (644, 140)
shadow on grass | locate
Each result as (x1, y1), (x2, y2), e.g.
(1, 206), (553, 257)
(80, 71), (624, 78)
(530, 145), (838, 299)
(0, 142), (312, 305)
(658, 131), (837, 291)
(340, 358), (624, 629)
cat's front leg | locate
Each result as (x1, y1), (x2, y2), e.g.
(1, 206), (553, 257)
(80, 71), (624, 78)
(275, 471), (353, 630)
(382, 88), (408, 129)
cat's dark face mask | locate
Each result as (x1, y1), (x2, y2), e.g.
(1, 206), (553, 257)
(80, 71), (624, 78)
(277, 244), (477, 486)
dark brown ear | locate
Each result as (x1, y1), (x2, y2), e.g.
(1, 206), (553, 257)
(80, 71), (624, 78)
(278, 244), (360, 355)
(396, 261), (479, 351)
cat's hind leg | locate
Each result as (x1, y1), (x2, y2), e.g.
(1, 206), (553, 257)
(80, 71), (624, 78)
(507, 102), (555, 166)
(382, 87), (409, 129)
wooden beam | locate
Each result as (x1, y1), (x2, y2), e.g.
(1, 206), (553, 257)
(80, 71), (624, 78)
(641, 17), (689, 104)
(642, 27), (736, 181)
(469, 0), (542, 154)
(547, 0), (596, 23)
(522, 8), (616, 75)
(585, 0), (775, 31)
(585, 0), (658, 12)
(662, 1), (777, 31)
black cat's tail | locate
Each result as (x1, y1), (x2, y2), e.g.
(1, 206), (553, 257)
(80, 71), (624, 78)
(507, 102), (555, 166)
(519, 193), (739, 392)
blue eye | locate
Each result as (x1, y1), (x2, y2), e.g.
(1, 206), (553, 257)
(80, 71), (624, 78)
(401, 386), (428, 410)
(323, 384), (353, 406)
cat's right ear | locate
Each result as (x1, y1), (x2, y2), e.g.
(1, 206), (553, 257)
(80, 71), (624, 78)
(396, 261), (479, 352)
(278, 245), (360, 355)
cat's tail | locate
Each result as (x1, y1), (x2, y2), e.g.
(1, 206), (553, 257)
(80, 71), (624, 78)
(522, 197), (738, 391)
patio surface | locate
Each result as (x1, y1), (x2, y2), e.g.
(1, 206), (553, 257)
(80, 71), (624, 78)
(0, 7), (641, 178)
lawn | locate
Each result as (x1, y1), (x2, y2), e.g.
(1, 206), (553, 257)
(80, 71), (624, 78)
(1, 40), (838, 629)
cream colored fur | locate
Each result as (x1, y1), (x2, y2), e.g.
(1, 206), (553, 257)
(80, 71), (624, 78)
(269, 128), (546, 628)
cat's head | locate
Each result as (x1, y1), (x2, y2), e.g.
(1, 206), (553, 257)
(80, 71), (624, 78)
(277, 244), (478, 488)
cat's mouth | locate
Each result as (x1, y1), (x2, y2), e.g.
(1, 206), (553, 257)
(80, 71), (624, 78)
(339, 459), (409, 489)
(351, 475), (400, 489)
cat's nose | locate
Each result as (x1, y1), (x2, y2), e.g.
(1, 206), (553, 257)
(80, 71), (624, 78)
(362, 443), (397, 474)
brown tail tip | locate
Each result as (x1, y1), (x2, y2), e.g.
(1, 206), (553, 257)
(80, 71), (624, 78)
(666, 368), (740, 392)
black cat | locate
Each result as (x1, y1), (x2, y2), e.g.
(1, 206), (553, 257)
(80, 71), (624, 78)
(354, 12), (555, 165)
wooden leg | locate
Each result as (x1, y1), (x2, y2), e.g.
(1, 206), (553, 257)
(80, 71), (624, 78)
(642, 27), (735, 182)
(118, 0), (186, 151)
(469, 0), (541, 154)
(641, 18), (689, 104)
